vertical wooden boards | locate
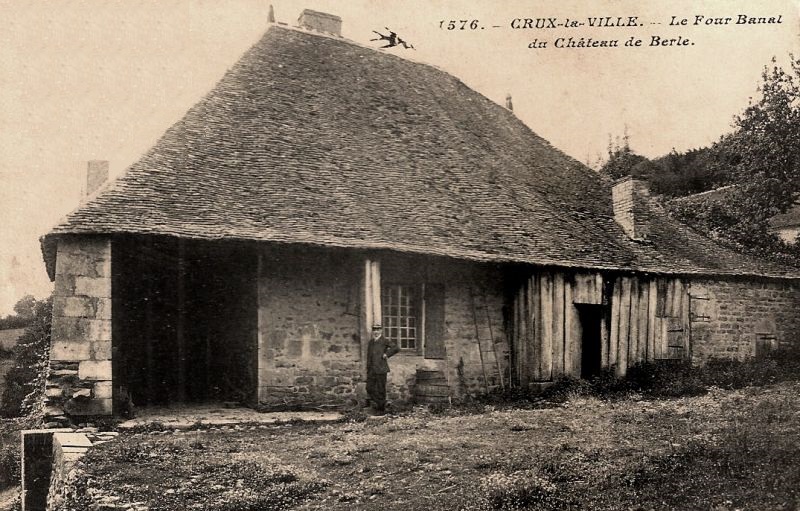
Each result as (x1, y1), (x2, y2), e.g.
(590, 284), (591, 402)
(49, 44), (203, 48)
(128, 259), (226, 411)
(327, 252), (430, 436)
(521, 282), (531, 387)
(647, 281), (658, 361)
(539, 273), (553, 381)
(572, 273), (603, 304)
(608, 277), (621, 370)
(617, 277), (632, 377)
(628, 278), (640, 367)
(564, 280), (581, 378)
(551, 273), (565, 379)
(636, 280), (649, 364)
(681, 281), (691, 356)
(529, 275), (539, 383)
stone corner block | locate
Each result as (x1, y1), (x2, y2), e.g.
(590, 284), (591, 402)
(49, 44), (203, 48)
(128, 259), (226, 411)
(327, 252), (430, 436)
(78, 361), (112, 381)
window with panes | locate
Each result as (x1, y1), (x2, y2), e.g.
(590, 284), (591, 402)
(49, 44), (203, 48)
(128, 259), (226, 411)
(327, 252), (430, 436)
(381, 284), (418, 350)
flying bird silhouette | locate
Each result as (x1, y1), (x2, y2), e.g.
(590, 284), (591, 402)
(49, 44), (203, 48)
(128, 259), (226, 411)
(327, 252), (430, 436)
(371, 28), (415, 49)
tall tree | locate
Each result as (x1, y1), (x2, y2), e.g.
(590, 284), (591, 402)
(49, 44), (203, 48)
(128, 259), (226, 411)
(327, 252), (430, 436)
(670, 55), (800, 259)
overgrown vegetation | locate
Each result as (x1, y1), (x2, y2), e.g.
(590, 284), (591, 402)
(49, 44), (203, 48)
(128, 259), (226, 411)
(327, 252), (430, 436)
(61, 437), (328, 510)
(59, 381), (800, 510)
(1, 296), (52, 418)
(600, 55), (800, 262)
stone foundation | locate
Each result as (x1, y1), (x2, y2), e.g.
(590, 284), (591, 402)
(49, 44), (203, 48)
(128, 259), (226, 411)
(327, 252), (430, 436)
(46, 237), (112, 421)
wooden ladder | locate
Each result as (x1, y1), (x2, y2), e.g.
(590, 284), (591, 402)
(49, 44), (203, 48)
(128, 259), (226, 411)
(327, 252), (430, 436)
(469, 288), (505, 392)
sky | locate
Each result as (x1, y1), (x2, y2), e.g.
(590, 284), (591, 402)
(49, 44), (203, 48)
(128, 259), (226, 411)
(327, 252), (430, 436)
(0, 0), (798, 315)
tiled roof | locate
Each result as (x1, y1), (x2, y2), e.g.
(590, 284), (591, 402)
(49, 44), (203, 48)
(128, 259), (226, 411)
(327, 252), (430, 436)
(41, 25), (800, 280)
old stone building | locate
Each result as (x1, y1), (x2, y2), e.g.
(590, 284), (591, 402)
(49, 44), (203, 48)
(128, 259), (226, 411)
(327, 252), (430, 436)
(40, 10), (800, 420)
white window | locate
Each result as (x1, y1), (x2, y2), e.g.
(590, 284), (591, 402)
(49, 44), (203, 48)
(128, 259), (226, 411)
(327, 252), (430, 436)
(381, 284), (418, 350)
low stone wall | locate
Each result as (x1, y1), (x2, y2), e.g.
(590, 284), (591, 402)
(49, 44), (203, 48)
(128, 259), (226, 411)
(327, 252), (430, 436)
(689, 278), (800, 361)
(46, 237), (113, 422)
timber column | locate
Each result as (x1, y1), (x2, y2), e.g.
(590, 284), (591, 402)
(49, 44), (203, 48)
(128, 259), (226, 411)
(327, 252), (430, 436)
(46, 236), (112, 422)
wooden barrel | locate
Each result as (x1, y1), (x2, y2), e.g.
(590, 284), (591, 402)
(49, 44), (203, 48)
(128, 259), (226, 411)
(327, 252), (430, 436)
(413, 369), (450, 404)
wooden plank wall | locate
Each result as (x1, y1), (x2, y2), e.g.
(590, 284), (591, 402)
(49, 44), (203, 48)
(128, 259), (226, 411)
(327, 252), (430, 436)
(512, 271), (605, 384)
(512, 271), (690, 385)
(607, 276), (689, 376)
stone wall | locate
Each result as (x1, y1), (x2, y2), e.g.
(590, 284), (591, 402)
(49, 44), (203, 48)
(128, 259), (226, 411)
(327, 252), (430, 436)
(47, 237), (112, 420)
(689, 277), (800, 361)
(257, 248), (363, 406)
(256, 247), (509, 406)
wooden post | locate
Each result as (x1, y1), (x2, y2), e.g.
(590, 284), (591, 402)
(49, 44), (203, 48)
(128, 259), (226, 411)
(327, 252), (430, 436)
(551, 273), (565, 379)
(609, 277), (621, 370)
(363, 259), (373, 328)
(370, 261), (381, 326)
(617, 277), (631, 377)
(637, 280), (649, 363)
(539, 273), (553, 381)
(529, 275), (539, 383)
(647, 280), (658, 361)
(564, 279), (581, 377)
(628, 278), (640, 366)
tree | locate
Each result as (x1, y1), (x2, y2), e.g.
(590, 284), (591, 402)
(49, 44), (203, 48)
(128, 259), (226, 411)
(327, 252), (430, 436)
(12, 294), (37, 320)
(1, 296), (51, 418)
(669, 55), (800, 261)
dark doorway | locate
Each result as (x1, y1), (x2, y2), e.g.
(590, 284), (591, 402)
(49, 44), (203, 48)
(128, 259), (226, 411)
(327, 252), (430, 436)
(113, 236), (258, 410)
(577, 305), (604, 379)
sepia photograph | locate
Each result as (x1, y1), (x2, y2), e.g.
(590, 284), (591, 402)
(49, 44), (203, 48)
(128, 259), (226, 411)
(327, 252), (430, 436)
(1, 0), (799, 509)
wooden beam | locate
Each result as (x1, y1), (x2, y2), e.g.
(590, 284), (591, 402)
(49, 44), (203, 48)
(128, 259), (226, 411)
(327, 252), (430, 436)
(647, 280), (657, 361)
(552, 273), (565, 379)
(363, 259), (373, 329)
(539, 273), (553, 381)
(530, 274), (541, 382)
(617, 277), (631, 377)
(564, 280), (581, 377)
(370, 260), (381, 327)
(608, 277), (621, 370)
(629, 278), (640, 366)
(637, 280), (649, 364)
(681, 281), (691, 357)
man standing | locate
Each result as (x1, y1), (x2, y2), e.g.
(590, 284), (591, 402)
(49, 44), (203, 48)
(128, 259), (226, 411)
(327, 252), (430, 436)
(366, 325), (399, 414)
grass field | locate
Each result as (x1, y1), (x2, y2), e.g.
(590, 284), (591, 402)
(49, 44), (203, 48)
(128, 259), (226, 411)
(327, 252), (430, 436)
(60, 381), (800, 510)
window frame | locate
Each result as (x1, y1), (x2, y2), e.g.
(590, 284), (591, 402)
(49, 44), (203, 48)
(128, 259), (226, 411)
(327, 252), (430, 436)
(381, 283), (422, 353)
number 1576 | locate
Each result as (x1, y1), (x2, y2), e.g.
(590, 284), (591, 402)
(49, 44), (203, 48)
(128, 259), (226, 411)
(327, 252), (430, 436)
(439, 20), (481, 30)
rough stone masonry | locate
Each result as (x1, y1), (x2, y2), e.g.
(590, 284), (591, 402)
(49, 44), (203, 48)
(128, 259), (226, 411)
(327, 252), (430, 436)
(46, 236), (113, 420)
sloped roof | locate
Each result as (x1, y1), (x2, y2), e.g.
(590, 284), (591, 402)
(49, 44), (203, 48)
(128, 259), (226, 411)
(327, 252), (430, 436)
(42, 24), (800, 280)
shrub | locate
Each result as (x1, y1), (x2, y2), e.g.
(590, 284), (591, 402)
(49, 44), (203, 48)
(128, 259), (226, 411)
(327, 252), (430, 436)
(479, 470), (562, 510)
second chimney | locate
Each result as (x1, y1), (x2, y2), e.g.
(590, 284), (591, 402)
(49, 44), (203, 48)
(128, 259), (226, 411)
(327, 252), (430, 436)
(612, 176), (650, 241)
(297, 9), (342, 36)
(84, 160), (109, 199)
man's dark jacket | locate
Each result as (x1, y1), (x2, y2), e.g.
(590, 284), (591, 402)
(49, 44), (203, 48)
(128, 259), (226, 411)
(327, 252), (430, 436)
(367, 336), (400, 374)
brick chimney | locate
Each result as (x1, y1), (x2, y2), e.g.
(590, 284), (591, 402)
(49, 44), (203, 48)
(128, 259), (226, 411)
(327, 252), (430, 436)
(611, 176), (650, 241)
(297, 9), (342, 36)
(84, 160), (109, 198)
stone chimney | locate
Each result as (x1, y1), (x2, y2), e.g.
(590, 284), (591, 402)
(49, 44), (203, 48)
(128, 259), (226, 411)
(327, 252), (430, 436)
(611, 176), (650, 241)
(505, 94), (513, 111)
(84, 160), (109, 198)
(298, 9), (342, 36)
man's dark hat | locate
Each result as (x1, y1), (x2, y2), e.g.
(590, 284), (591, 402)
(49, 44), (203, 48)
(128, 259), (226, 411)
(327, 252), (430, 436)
(371, 325), (383, 330)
